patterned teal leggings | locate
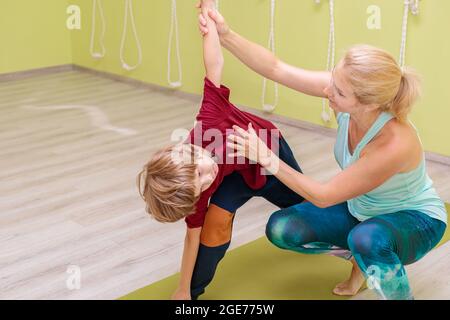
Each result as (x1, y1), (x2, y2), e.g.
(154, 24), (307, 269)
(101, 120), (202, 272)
(266, 202), (446, 300)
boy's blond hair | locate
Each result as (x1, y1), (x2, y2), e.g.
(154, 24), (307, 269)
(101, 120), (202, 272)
(137, 144), (201, 223)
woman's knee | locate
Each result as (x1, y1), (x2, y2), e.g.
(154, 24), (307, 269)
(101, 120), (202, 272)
(265, 210), (285, 247)
(265, 207), (314, 249)
(347, 221), (392, 258)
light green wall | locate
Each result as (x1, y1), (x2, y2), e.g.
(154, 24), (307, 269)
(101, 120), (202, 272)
(3, 1), (449, 157)
(0, 0), (72, 74)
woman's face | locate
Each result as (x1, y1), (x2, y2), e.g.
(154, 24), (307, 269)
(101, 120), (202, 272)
(323, 63), (361, 114)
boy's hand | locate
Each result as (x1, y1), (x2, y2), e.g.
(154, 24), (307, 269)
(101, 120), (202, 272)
(171, 287), (191, 300)
(196, 1), (230, 37)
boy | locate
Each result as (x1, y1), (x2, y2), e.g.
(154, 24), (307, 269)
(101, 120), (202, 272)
(137, 0), (304, 300)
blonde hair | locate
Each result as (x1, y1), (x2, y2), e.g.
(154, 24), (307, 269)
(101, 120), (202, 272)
(136, 144), (200, 223)
(341, 44), (421, 121)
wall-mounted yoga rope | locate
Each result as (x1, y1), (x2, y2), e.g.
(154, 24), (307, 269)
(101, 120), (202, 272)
(313, 0), (420, 121)
(120, 0), (142, 71)
(399, 0), (420, 68)
(90, 0), (106, 59)
(315, 0), (335, 123)
(167, 0), (182, 88)
(261, 0), (279, 113)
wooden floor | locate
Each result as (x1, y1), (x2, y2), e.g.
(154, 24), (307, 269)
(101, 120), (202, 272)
(0, 70), (449, 300)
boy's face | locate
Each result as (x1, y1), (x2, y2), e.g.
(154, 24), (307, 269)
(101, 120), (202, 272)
(193, 146), (219, 196)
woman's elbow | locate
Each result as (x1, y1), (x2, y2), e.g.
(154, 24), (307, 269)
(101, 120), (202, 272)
(312, 199), (331, 209)
(311, 188), (336, 208)
(271, 59), (283, 81)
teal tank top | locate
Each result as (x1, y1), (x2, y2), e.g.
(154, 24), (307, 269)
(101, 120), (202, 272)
(334, 111), (447, 225)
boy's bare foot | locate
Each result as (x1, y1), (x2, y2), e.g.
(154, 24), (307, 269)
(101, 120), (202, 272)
(332, 258), (366, 296)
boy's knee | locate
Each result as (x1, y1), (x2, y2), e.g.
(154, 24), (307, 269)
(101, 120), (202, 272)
(200, 205), (234, 247)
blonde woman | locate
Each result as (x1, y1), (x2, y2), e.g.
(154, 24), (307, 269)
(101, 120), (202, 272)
(198, 5), (448, 299)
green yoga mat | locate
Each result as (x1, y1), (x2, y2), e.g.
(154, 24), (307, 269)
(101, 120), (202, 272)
(121, 204), (449, 300)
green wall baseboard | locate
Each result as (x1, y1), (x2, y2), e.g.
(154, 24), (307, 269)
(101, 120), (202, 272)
(0, 64), (73, 82)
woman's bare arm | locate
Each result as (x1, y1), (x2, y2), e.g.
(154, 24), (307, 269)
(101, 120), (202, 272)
(198, 8), (331, 98)
(228, 124), (412, 208)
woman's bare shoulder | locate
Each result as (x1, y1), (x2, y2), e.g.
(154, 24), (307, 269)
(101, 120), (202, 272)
(376, 119), (423, 170)
(382, 119), (420, 146)
(360, 118), (421, 170)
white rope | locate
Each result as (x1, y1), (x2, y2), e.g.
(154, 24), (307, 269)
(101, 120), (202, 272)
(399, 0), (419, 68)
(167, 0), (182, 88)
(261, 0), (279, 113)
(216, 0), (219, 10)
(90, 0), (106, 59)
(120, 0), (142, 71)
(315, 0), (335, 123)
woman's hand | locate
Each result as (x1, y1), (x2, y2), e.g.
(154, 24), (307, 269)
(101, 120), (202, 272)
(227, 123), (277, 171)
(196, 1), (230, 37)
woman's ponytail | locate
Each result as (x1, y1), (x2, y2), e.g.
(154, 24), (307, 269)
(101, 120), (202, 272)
(390, 67), (421, 122)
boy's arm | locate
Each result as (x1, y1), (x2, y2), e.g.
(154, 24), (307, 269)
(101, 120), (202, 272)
(202, 0), (223, 87)
(171, 226), (202, 300)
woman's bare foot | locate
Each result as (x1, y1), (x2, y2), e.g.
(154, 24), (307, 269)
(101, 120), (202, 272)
(333, 258), (366, 296)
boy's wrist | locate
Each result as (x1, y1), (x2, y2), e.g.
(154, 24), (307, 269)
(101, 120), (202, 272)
(201, 0), (216, 10)
(178, 282), (190, 291)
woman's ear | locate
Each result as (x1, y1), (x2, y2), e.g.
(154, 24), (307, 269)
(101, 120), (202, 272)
(365, 103), (380, 112)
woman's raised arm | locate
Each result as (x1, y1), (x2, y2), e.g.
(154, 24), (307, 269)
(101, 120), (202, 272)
(197, 4), (331, 98)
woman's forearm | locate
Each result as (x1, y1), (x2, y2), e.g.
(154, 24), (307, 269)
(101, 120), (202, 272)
(228, 125), (332, 207)
(220, 30), (330, 97)
(265, 153), (330, 207)
(220, 30), (279, 81)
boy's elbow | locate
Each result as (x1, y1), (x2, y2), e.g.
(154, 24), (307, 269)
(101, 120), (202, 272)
(205, 59), (224, 77)
(213, 56), (224, 71)
(205, 54), (224, 68)
(217, 54), (224, 65)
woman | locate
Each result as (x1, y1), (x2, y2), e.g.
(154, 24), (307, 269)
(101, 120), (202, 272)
(198, 5), (448, 299)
